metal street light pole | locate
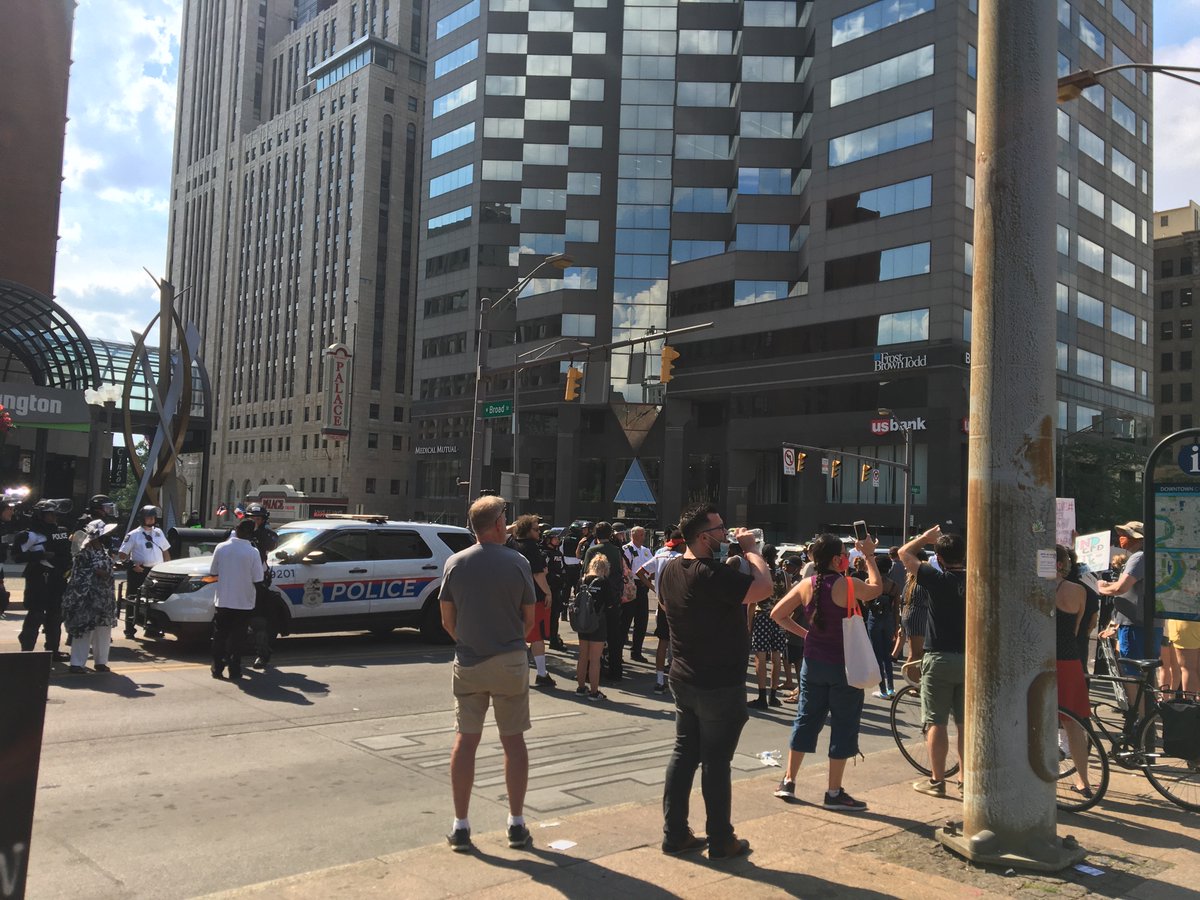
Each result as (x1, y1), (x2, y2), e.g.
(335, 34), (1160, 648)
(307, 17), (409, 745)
(940, 0), (1083, 871)
(877, 408), (913, 541)
(464, 253), (573, 520)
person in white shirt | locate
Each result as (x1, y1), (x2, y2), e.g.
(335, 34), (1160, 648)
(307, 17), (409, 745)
(622, 526), (656, 663)
(208, 519), (264, 680)
(635, 530), (684, 694)
(118, 505), (172, 639)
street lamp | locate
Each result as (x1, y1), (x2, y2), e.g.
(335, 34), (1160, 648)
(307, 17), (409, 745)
(1057, 414), (1134, 498)
(464, 252), (573, 518)
(877, 407), (912, 541)
(1057, 63), (1200, 102)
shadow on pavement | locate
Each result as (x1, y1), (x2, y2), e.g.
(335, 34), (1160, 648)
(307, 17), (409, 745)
(472, 845), (678, 898)
(1064, 793), (1198, 850)
(233, 669), (331, 705)
(50, 670), (158, 698)
(731, 857), (896, 898)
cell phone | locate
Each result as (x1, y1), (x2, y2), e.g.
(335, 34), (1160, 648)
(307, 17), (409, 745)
(852, 520), (868, 541)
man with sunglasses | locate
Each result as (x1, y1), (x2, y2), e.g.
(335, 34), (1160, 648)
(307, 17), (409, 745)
(118, 505), (171, 638)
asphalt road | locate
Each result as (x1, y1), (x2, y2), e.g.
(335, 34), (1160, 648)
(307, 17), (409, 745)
(2, 605), (904, 899)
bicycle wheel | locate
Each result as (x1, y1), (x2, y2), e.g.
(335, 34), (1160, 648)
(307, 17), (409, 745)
(1139, 710), (1200, 811)
(1054, 708), (1109, 814)
(889, 684), (960, 779)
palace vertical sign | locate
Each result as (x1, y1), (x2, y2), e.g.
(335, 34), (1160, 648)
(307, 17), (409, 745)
(322, 343), (352, 439)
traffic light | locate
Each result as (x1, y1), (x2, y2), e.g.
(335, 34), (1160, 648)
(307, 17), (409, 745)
(860, 464), (871, 483)
(796, 452), (807, 472)
(564, 366), (583, 401)
(660, 345), (680, 383)
(830, 459), (842, 479)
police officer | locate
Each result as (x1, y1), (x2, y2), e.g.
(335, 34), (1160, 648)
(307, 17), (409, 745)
(542, 527), (568, 652)
(245, 503), (280, 668)
(17, 499), (74, 659)
(73, 494), (119, 555)
(118, 505), (171, 638)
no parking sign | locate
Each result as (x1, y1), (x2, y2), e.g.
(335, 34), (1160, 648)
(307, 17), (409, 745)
(782, 447), (795, 476)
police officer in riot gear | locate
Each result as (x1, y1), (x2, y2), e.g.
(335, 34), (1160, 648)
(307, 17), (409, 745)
(245, 503), (280, 667)
(17, 499), (74, 658)
(73, 494), (120, 555)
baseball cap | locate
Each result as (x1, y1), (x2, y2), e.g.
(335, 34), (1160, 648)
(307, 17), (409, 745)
(1114, 521), (1144, 539)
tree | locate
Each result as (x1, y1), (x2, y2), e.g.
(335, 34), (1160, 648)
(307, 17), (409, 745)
(112, 440), (151, 516)
(1061, 437), (1147, 535)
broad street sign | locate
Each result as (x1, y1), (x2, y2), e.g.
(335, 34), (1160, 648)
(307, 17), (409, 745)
(483, 400), (513, 418)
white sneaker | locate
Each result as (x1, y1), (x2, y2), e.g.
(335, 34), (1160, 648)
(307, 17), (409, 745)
(871, 690), (887, 699)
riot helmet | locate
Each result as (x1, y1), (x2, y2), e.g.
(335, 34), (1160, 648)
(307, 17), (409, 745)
(140, 505), (161, 523)
(245, 503), (270, 522)
(90, 494), (117, 517)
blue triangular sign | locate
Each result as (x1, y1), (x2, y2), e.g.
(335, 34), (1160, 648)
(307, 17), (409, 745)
(614, 458), (657, 505)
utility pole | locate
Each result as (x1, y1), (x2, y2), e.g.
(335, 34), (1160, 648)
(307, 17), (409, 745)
(939, 0), (1083, 871)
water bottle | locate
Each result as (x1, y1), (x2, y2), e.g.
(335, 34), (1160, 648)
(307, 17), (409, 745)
(758, 750), (782, 765)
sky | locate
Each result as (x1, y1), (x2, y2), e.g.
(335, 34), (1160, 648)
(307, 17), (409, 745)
(54, 0), (1200, 344)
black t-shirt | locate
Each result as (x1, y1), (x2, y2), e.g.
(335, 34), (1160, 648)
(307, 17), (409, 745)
(513, 537), (548, 603)
(659, 556), (755, 689)
(916, 563), (966, 654)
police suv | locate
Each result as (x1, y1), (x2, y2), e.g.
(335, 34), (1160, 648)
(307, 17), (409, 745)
(135, 515), (474, 646)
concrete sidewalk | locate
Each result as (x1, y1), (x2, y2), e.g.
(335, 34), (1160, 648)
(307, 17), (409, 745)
(204, 745), (1198, 899)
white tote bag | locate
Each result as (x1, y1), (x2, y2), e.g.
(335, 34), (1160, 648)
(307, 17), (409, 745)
(841, 579), (879, 690)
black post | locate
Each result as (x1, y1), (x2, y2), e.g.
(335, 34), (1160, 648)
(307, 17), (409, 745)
(0, 652), (52, 898)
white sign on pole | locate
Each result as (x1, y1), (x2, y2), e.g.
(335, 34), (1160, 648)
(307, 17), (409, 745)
(1074, 530), (1111, 575)
(1055, 498), (1076, 546)
(782, 447), (795, 476)
(820, 457), (829, 475)
(871, 469), (880, 488)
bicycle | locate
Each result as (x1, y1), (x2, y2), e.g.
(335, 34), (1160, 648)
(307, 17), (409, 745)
(889, 683), (961, 779)
(1077, 652), (1200, 812)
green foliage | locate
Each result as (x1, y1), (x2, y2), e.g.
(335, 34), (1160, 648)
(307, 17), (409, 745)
(1061, 438), (1147, 535)
(112, 440), (151, 516)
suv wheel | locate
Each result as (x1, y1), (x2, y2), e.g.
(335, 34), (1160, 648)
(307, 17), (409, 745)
(419, 596), (452, 644)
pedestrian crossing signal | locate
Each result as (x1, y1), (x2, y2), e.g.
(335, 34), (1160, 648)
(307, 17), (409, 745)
(564, 366), (583, 401)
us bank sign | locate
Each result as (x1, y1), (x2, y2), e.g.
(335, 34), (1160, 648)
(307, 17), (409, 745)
(873, 350), (928, 372)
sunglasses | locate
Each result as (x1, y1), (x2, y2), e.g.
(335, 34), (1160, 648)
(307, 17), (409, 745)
(699, 524), (727, 535)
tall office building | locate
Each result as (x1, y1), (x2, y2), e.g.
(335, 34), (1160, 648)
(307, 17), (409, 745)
(1153, 201), (1199, 439)
(167, 0), (426, 518)
(411, 0), (1155, 538)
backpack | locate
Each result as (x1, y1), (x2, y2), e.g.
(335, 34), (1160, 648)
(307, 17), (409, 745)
(569, 577), (605, 635)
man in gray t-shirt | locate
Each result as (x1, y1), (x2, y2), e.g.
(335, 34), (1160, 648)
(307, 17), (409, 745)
(1098, 520), (1160, 673)
(439, 495), (536, 853)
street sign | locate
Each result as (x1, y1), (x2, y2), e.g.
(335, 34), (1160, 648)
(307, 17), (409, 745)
(871, 469), (880, 488)
(911, 485), (921, 495)
(821, 457), (829, 475)
(500, 471), (529, 499)
(482, 400), (513, 418)
(782, 447), (795, 476)
(1179, 440), (1200, 476)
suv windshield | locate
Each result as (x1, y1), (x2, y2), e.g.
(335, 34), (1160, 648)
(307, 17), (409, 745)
(273, 528), (323, 558)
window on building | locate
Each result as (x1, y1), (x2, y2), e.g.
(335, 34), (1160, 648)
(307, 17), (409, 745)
(1162, 352), (1174, 372)
(1162, 415), (1174, 434)
(367, 432), (379, 449)
(433, 39), (478, 79)
(1162, 383), (1174, 404)
(365, 478), (376, 494)
(826, 176), (931, 227)
(1076, 348), (1104, 382)
(1183, 320), (1194, 339)
(1111, 307), (1136, 339)
(829, 111), (933, 167)
(1162, 321), (1175, 341)
(1183, 351), (1194, 371)
(1183, 288), (1194, 307)
(831, 0), (933, 46)
(824, 242), (931, 289)
(830, 45), (934, 107)
(1077, 292), (1104, 326)
(877, 309), (929, 345)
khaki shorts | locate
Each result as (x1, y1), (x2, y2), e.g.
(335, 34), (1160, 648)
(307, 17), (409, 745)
(921, 651), (965, 727)
(1167, 619), (1200, 651)
(453, 649), (531, 736)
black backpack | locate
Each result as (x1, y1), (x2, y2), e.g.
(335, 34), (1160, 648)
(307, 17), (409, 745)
(569, 577), (605, 634)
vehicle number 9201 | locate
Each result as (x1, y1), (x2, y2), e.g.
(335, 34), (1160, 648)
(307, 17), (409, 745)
(271, 568), (295, 581)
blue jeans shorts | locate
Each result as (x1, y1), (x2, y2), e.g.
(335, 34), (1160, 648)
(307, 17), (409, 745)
(1117, 625), (1163, 676)
(788, 657), (864, 760)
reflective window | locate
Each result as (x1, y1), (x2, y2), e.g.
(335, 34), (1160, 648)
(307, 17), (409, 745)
(489, 0), (526, 9)
(524, 99), (569, 120)
(573, 32), (606, 53)
(1078, 124), (1104, 163)
(1113, 0), (1135, 33)
(483, 117), (523, 138)
(1057, 108), (1069, 141)
(568, 172), (601, 195)
(429, 164), (473, 197)
(1111, 199), (1136, 236)
(671, 240), (726, 263)
(826, 175), (931, 227)
(526, 55), (571, 76)
(523, 143), (569, 165)
(737, 167), (791, 195)
(1111, 147), (1136, 184)
(1056, 166), (1070, 198)
(734, 280), (791, 306)
(433, 39), (478, 79)
(1078, 179), (1104, 218)
(571, 78), (604, 101)
(563, 267), (599, 289)
(485, 75), (525, 96)
(1057, 282), (1069, 313)
(430, 122), (475, 157)
(481, 159), (522, 180)
(679, 30), (733, 54)
(830, 45), (934, 106)
(1081, 84), (1104, 109)
(1058, 52), (1070, 78)
(1111, 307), (1136, 339)
(673, 186), (729, 212)
(561, 314), (596, 337)
(828, 110), (933, 167)
(1111, 360), (1135, 392)
(966, 174), (975, 209)
(1076, 348), (1104, 382)
(436, 0), (479, 39)
(1077, 291), (1104, 326)
(424, 289), (470, 317)
(1112, 253), (1136, 287)
(569, 125), (604, 148)
(1078, 15), (1105, 56)
(565, 219), (600, 242)
(1077, 235), (1104, 271)
(487, 33), (526, 53)
(745, 1), (796, 26)
(678, 82), (732, 107)
(519, 232), (565, 256)
(433, 80), (477, 117)
(623, 31), (675, 54)
(1057, 341), (1068, 372)
(964, 241), (973, 275)
(623, 6), (677, 28)
(832, 0), (933, 47)
(740, 111), (793, 139)
(1112, 44), (1136, 84)
(676, 134), (732, 160)
(824, 242), (931, 289)
(742, 56), (795, 82)
(427, 205), (472, 236)
(967, 109), (976, 143)
(735, 224), (790, 251)
(520, 188), (566, 210)
(529, 10), (573, 30)
(1112, 97), (1136, 134)
(1057, 0), (1070, 28)
(877, 308), (929, 345)
(1057, 225), (1069, 255)
(1076, 405), (1102, 431)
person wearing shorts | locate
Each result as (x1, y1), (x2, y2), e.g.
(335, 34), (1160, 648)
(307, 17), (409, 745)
(439, 496), (537, 853)
(509, 515), (556, 689)
(637, 531), (683, 695)
(1165, 619), (1200, 699)
(900, 525), (967, 798)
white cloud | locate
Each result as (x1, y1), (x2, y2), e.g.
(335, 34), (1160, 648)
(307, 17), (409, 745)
(54, 0), (181, 342)
(1153, 37), (1200, 211)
